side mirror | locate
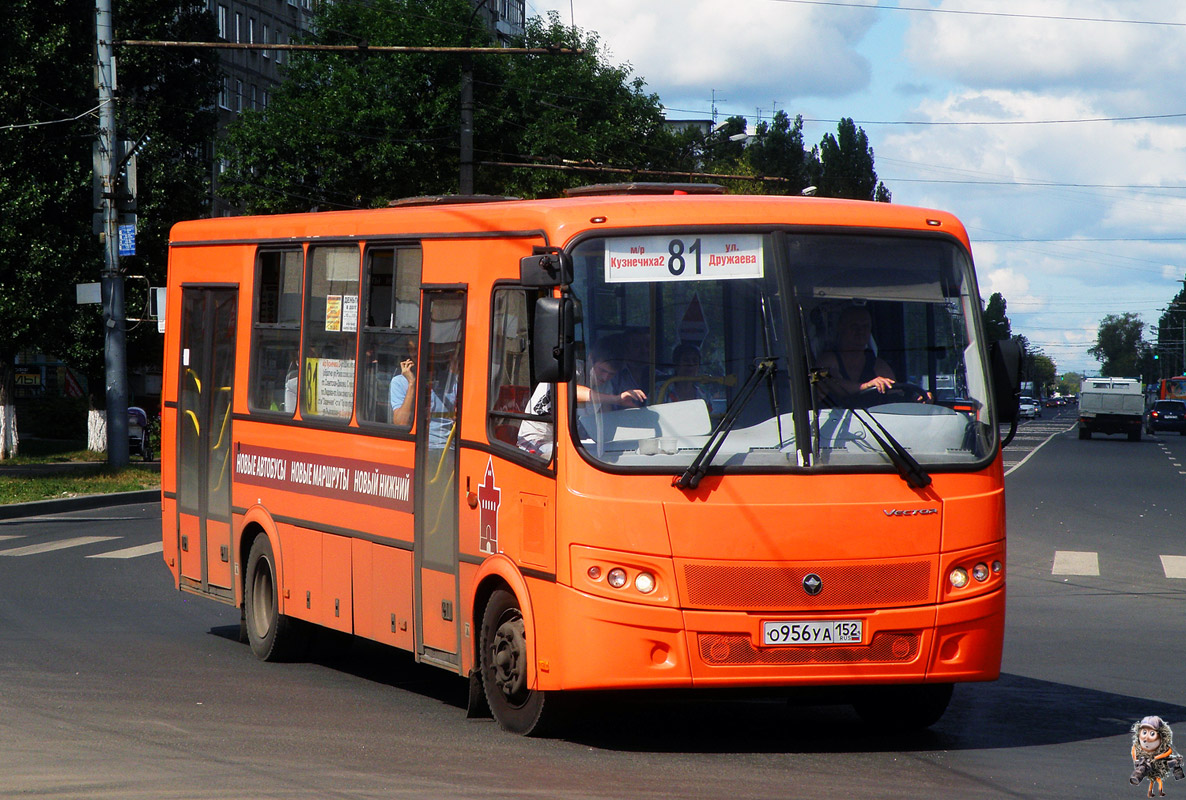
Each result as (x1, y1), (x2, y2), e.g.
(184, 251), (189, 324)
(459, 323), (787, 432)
(520, 246), (572, 287)
(533, 297), (575, 383)
(990, 338), (1023, 424)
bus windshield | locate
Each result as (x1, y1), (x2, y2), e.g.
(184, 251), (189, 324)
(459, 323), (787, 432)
(567, 230), (994, 473)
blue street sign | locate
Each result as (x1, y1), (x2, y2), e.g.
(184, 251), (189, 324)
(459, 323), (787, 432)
(118, 223), (135, 256)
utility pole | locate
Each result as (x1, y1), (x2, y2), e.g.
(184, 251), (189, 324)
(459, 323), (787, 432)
(96, 0), (129, 467)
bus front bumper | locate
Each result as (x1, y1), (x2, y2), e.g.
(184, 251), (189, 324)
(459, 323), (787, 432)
(541, 583), (1003, 691)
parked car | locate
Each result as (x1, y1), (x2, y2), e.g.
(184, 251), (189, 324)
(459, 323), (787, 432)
(1146, 399), (1186, 435)
(1019, 397), (1040, 419)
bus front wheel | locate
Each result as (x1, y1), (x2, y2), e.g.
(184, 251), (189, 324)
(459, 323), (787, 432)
(244, 534), (302, 662)
(480, 589), (561, 735)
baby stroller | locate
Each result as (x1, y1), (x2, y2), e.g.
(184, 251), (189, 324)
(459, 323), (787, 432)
(128, 406), (153, 462)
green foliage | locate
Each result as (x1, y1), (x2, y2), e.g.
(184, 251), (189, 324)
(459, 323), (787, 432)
(982, 292), (1011, 343)
(1, 0), (217, 392)
(1058, 372), (1082, 396)
(1089, 312), (1152, 379)
(486, 12), (672, 198)
(1028, 352), (1057, 395)
(812, 118), (890, 201)
(1157, 278), (1186, 378)
(222, 0), (496, 210)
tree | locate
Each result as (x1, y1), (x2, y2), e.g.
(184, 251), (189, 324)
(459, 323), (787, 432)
(1058, 372), (1082, 396)
(1156, 277), (1186, 378)
(812, 118), (891, 202)
(487, 12), (673, 199)
(0, 0), (216, 456)
(744, 111), (810, 194)
(1029, 352), (1057, 396)
(1089, 313), (1152, 379)
(982, 292), (1011, 343)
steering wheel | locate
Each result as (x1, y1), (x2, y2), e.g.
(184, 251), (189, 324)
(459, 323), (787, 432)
(845, 382), (930, 408)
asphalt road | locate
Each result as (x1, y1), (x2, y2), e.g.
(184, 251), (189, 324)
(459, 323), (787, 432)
(1, 409), (1183, 799)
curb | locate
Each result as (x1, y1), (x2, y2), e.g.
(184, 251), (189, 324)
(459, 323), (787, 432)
(0, 489), (162, 520)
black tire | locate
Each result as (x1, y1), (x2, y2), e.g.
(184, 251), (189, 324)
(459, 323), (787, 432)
(244, 534), (303, 661)
(853, 683), (953, 731)
(1129, 428), (1142, 442)
(1078, 427), (1090, 439)
(480, 589), (562, 735)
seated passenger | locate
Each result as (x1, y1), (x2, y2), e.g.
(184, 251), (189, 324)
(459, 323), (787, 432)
(388, 338), (418, 426)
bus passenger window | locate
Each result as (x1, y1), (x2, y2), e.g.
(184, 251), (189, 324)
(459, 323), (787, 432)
(302, 246), (361, 421)
(489, 287), (544, 456)
(249, 249), (302, 414)
(358, 245), (422, 426)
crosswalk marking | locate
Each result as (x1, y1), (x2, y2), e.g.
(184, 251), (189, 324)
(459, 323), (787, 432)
(1053, 550), (1099, 576)
(87, 541), (163, 560)
(1161, 556), (1186, 579)
(0, 535), (119, 556)
(0, 535), (23, 543)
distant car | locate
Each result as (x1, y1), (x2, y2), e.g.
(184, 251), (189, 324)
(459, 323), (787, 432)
(1018, 397), (1040, 419)
(1146, 399), (1186, 435)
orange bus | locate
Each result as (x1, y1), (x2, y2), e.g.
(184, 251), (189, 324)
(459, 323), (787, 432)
(1159, 377), (1186, 401)
(161, 184), (1020, 734)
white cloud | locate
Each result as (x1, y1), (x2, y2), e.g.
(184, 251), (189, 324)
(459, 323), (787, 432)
(905, 0), (1186, 105)
(537, 0), (880, 104)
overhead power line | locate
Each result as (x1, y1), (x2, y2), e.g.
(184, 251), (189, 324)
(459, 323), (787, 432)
(764, 0), (1186, 27)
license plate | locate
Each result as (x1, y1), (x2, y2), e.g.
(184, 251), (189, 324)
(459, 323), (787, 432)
(762, 619), (862, 646)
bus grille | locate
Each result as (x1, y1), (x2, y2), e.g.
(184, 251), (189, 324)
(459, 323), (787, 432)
(697, 631), (920, 666)
(682, 561), (932, 610)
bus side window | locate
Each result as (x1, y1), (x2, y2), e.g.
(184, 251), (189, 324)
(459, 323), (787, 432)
(489, 287), (544, 456)
(301, 246), (361, 422)
(249, 249), (303, 414)
(358, 245), (422, 426)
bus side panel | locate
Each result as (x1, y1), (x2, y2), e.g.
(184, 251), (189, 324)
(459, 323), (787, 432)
(352, 538), (415, 651)
(161, 495), (179, 584)
(279, 523), (323, 625)
(323, 532), (352, 633)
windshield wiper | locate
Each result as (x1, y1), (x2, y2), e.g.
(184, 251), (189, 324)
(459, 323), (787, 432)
(850, 407), (932, 489)
(675, 359), (776, 491)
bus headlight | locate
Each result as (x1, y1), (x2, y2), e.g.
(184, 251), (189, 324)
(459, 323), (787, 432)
(634, 572), (656, 594)
(948, 567), (970, 589)
(972, 563), (990, 582)
(607, 568), (628, 589)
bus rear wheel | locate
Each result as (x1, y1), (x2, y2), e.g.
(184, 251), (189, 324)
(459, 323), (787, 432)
(244, 534), (303, 662)
(480, 589), (560, 735)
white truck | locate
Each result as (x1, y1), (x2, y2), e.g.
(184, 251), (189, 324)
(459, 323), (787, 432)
(1078, 377), (1145, 441)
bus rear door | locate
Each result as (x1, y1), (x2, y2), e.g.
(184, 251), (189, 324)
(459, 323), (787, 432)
(175, 285), (238, 601)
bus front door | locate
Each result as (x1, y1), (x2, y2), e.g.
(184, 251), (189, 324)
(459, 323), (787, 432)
(175, 285), (238, 602)
(414, 290), (465, 667)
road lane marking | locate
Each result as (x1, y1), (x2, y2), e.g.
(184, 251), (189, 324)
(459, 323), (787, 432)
(87, 541), (162, 559)
(0, 536), (119, 556)
(0, 535), (24, 542)
(1052, 550), (1099, 576)
(1162, 556), (1186, 579)
(1005, 421), (1078, 477)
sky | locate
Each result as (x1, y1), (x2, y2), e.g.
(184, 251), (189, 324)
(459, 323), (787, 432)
(523, 0), (1186, 376)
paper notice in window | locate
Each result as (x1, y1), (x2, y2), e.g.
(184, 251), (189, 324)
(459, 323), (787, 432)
(325, 295), (342, 332)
